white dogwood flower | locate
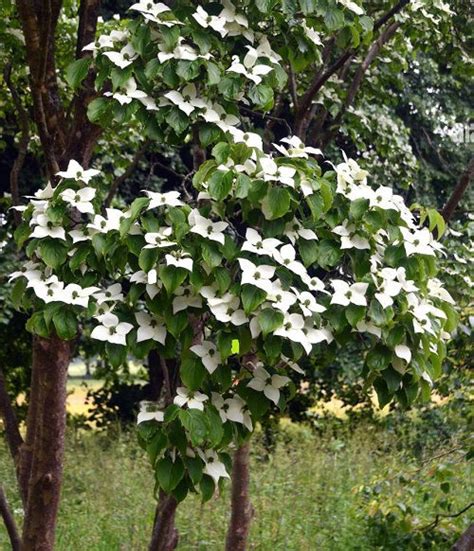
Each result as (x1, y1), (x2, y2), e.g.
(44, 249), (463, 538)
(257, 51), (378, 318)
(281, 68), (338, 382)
(259, 157), (296, 187)
(90, 313), (133, 345)
(273, 136), (322, 158)
(135, 311), (166, 344)
(189, 209), (228, 244)
(400, 227), (435, 257)
(373, 270), (403, 309)
(285, 219), (318, 243)
(63, 283), (99, 308)
(104, 77), (148, 105)
(166, 251), (193, 272)
(247, 365), (290, 405)
(172, 286), (202, 314)
(198, 449), (230, 484)
(30, 214), (66, 240)
(94, 283), (124, 304)
(130, 269), (161, 299)
(32, 278), (65, 304)
(145, 190), (183, 208)
(332, 222), (370, 250)
(274, 313), (311, 351)
(174, 387), (208, 411)
(331, 280), (369, 307)
(211, 393), (252, 431)
(163, 84), (206, 116)
(227, 51), (273, 84)
(293, 289), (326, 317)
(57, 159), (100, 184)
(144, 227), (176, 249)
(103, 43), (138, 68)
(190, 341), (221, 374)
(273, 244), (306, 277)
(238, 258), (275, 293)
(192, 6), (227, 36)
(137, 401), (164, 425)
(88, 208), (126, 233)
(266, 280), (298, 313)
(241, 228), (281, 257)
(60, 187), (96, 214)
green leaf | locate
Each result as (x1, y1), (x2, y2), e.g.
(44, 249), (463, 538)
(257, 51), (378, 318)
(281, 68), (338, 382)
(366, 345), (392, 371)
(241, 285), (267, 314)
(106, 342), (128, 368)
(155, 457), (185, 493)
(87, 98), (110, 124)
(317, 239), (342, 269)
(386, 326), (405, 347)
(11, 277), (27, 310)
(324, 8), (345, 31)
(256, 0), (278, 13)
(26, 312), (50, 338)
(257, 308), (284, 336)
(248, 84), (274, 110)
(159, 265), (187, 294)
(180, 356), (206, 390)
(200, 474), (215, 502)
(235, 174), (252, 198)
(199, 124), (222, 148)
(185, 456), (203, 485)
(201, 242), (223, 268)
(138, 248), (159, 272)
(382, 367), (402, 394)
(179, 409), (208, 446)
(350, 198), (369, 220)
(52, 309), (77, 340)
(206, 62), (221, 85)
(208, 170), (233, 201)
(345, 304), (365, 327)
(168, 108), (189, 134)
(38, 239), (68, 269)
(65, 57), (92, 89)
(146, 430), (167, 466)
(165, 310), (188, 338)
(262, 187), (291, 220)
(206, 407), (224, 447)
(14, 222), (30, 248)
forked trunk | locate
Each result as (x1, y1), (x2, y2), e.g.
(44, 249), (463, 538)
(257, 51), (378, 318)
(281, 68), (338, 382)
(20, 335), (71, 551)
(225, 442), (253, 551)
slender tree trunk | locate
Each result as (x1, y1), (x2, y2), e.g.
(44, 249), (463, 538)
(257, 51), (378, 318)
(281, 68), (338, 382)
(441, 158), (474, 223)
(20, 335), (71, 551)
(225, 442), (253, 551)
(148, 491), (179, 551)
(452, 524), (474, 551)
(0, 486), (22, 551)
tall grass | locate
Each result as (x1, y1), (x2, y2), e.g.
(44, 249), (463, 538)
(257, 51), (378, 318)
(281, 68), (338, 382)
(0, 420), (471, 550)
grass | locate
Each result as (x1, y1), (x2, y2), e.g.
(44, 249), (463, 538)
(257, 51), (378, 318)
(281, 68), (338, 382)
(0, 418), (472, 550)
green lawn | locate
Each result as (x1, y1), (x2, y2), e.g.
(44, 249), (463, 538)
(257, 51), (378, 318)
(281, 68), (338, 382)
(0, 420), (471, 550)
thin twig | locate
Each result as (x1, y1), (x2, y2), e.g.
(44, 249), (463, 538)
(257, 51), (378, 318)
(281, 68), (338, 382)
(0, 486), (22, 551)
(421, 502), (474, 532)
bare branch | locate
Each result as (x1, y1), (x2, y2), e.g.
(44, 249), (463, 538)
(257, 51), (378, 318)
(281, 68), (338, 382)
(421, 502), (474, 533)
(441, 158), (474, 222)
(373, 0), (410, 32)
(0, 486), (22, 551)
(3, 64), (30, 223)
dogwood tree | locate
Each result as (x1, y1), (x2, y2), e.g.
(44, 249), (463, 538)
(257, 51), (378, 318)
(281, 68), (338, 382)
(9, 0), (457, 543)
(3, 1), (468, 550)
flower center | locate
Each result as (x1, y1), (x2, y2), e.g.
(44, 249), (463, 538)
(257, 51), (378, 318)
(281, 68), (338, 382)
(254, 271), (261, 280)
(346, 291), (352, 299)
(207, 225), (213, 235)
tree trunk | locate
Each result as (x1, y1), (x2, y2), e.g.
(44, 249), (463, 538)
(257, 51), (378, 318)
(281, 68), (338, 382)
(441, 158), (474, 223)
(225, 442), (253, 551)
(148, 492), (179, 551)
(20, 335), (71, 551)
(452, 524), (474, 551)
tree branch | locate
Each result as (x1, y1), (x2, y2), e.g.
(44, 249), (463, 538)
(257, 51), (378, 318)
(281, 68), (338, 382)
(295, 0), (411, 135)
(3, 64), (30, 224)
(76, 0), (101, 59)
(441, 158), (474, 222)
(0, 367), (23, 467)
(0, 486), (22, 551)
(421, 502), (474, 533)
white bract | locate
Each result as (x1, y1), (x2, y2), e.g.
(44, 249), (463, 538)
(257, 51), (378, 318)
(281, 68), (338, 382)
(247, 365), (290, 405)
(90, 313), (133, 345)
